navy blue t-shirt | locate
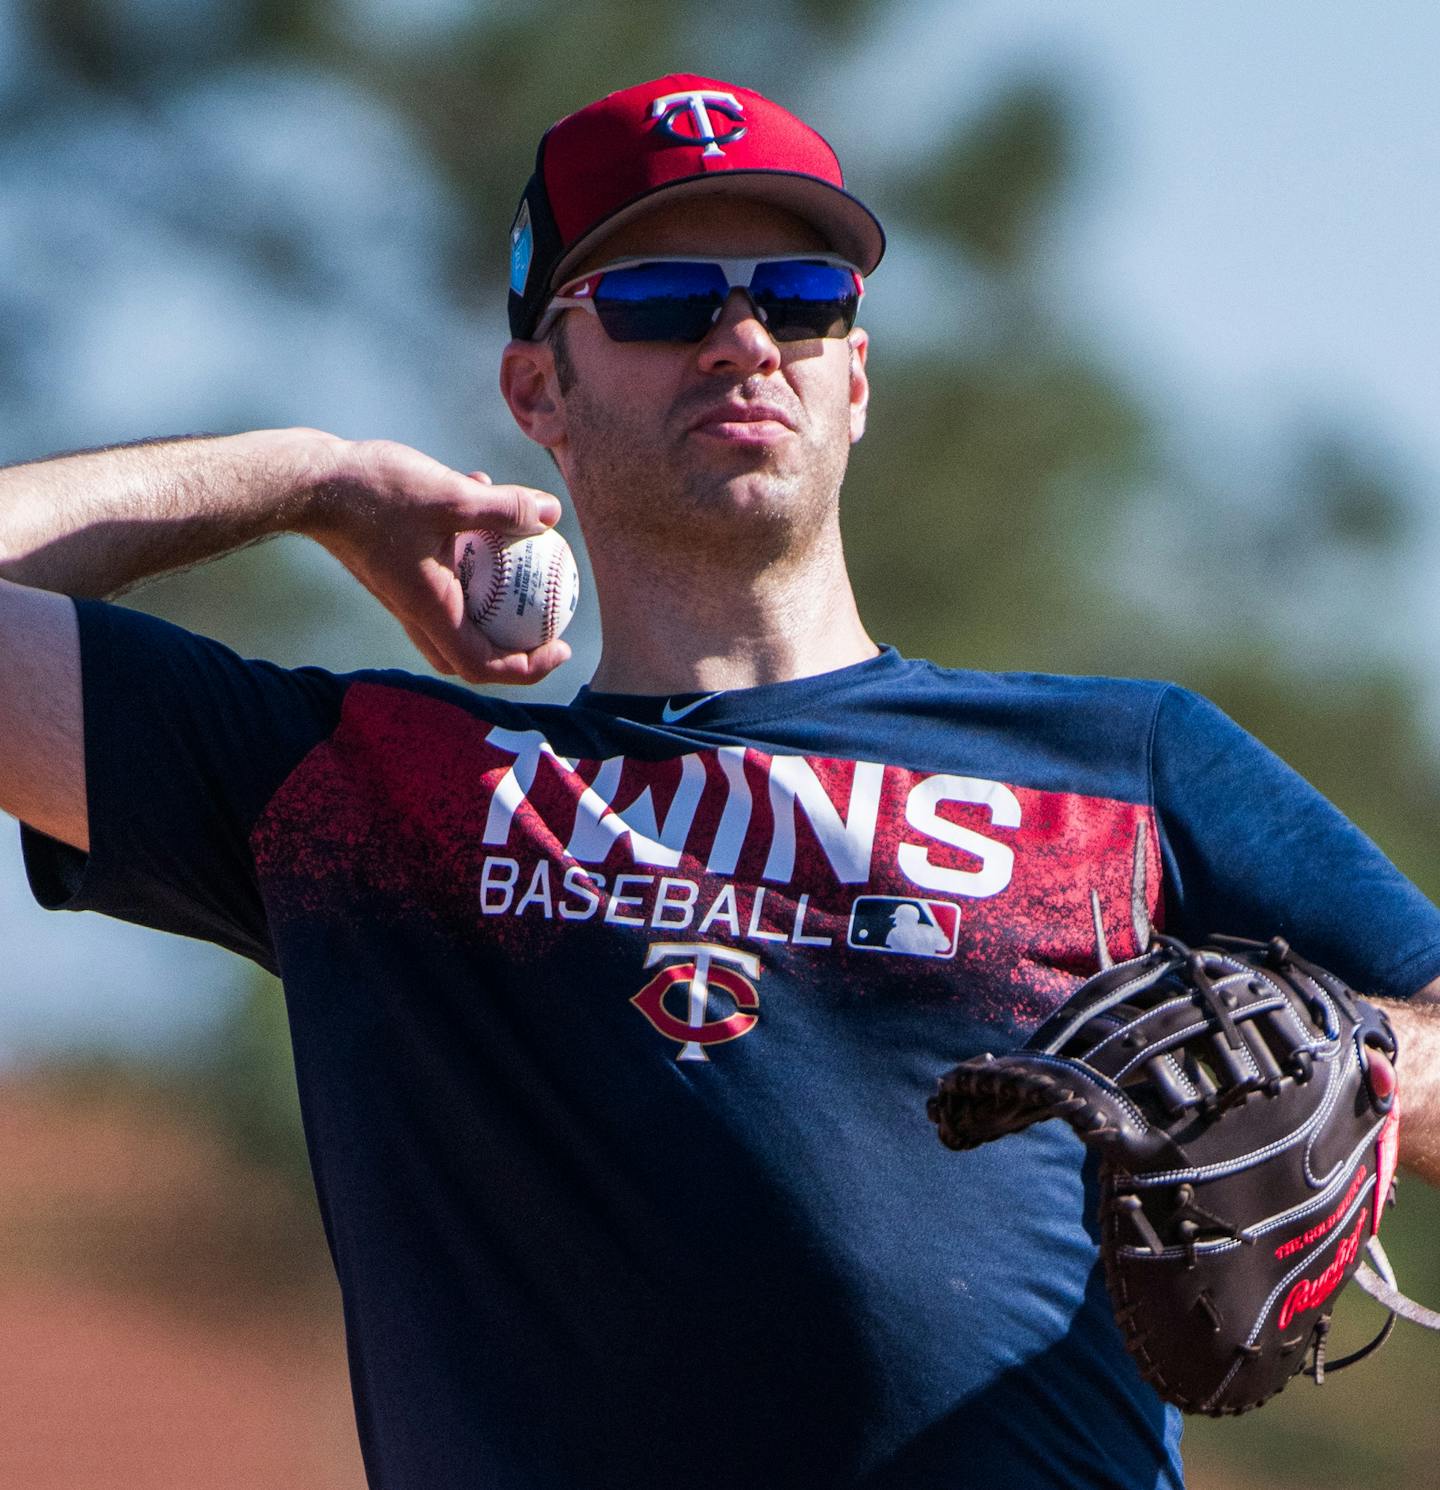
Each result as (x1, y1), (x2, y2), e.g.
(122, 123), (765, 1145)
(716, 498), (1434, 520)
(22, 600), (1440, 1489)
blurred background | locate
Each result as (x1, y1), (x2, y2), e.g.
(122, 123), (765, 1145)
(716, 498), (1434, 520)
(2, 1), (1438, 1484)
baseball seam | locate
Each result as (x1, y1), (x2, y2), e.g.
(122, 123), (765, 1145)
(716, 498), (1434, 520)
(472, 529), (509, 631)
(542, 555), (565, 643)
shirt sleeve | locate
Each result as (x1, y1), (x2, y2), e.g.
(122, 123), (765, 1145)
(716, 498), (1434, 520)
(19, 597), (348, 975)
(1151, 684), (1440, 1000)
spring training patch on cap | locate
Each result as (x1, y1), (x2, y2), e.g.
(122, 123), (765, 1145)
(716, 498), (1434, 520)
(510, 200), (534, 295)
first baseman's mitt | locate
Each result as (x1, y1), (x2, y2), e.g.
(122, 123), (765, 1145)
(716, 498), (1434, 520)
(927, 932), (1421, 1414)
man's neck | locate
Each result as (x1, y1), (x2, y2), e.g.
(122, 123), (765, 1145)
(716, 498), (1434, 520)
(584, 527), (877, 696)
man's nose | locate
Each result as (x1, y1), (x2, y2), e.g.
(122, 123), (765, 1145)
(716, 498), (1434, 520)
(696, 289), (782, 375)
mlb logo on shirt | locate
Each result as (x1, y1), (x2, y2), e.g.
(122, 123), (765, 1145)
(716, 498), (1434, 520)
(847, 896), (960, 959)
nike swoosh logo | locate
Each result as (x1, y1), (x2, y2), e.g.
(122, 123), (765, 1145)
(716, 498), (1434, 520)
(661, 692), (721, 723)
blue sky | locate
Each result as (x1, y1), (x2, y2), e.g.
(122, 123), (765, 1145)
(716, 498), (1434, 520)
(840, 0), (1440, 721)
(837, 1), (1440, 473)
(4, 2), (1439, 1061)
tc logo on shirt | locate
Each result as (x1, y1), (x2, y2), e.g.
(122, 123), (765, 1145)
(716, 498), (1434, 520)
(630, 943), (762, 1062)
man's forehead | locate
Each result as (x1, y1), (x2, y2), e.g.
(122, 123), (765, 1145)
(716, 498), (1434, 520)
(573, 196), (830, 273)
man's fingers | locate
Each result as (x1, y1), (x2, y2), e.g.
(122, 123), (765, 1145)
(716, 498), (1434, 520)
(453, 480), (562, 536)
(401, 599), (571, 688)
(348, 439), (559, 534)
(335, 494), (571, 685)
(401, 555), (571, 686)
(415, 563), (502, 680)
(440, 633), (572, 688)
(475, 639), (573, 684)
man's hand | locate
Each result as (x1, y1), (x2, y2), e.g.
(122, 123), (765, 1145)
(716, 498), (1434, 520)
(299, 437), (571, 686)
(0, 428), (573, 687)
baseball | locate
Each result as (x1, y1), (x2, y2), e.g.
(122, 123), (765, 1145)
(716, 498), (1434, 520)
(456, 527), (580, 651)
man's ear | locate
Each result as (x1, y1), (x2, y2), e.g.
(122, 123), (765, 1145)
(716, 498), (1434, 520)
(847, 326), (870, 445)
(500, 339), (566, 449)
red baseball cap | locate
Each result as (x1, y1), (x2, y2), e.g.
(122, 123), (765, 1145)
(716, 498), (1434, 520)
(508, 74), (886, 339)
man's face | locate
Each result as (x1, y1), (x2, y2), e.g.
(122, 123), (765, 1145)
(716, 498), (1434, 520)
(504, 195), (870, 563)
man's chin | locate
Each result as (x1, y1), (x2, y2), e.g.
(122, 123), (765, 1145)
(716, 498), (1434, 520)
(662, 475), (825, 551)
(682, 467), (800, 510)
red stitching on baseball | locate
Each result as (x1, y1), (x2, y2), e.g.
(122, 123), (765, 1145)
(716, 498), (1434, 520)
(543, 555), (563, 643)
(472, 529), (508, 629)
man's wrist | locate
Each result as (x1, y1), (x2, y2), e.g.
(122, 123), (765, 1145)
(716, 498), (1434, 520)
(254, 426), (355, 543)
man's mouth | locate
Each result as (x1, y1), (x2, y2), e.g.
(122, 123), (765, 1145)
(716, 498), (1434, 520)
(687, 403), (798, 441)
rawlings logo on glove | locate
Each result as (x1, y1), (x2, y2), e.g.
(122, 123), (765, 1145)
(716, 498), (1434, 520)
(1277, 1211), (1368, 1331)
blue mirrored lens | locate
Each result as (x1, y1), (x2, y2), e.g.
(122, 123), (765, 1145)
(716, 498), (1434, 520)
(591, 260), (859, 343)
(592, 262), (729, 341)
(750, 261), (855, 300)
(750, 261), (858, 340)
(596, 262), (730, 303)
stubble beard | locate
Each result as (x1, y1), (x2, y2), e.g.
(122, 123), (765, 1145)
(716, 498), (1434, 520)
(560, 377), (854, 572)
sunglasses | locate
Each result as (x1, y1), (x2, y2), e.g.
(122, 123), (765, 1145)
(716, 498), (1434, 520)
(535, 254), (864, 344)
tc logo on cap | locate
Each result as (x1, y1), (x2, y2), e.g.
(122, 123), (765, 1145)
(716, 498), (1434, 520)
(649, 89), (747, 158)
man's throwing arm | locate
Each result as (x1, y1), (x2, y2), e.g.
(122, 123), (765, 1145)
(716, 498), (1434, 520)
(0, 579), (87, 851)
(0, 429), (568, 684)
(0, 429), (572, 850)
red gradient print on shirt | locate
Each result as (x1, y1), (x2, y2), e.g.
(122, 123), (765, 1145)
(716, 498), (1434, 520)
(251, 683), (1162, 1025)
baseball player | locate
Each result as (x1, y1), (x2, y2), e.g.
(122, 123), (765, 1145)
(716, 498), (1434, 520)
(2, 74), (1440, 1488)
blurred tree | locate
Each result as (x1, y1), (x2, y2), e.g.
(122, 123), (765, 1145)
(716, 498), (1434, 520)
(10, 7), (1440, 1485)
(350, 0), (886, 306)
(1288, 428), (1409, 550)
(900, 79), (1072, 270)
(844, 344), (1149, 671)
